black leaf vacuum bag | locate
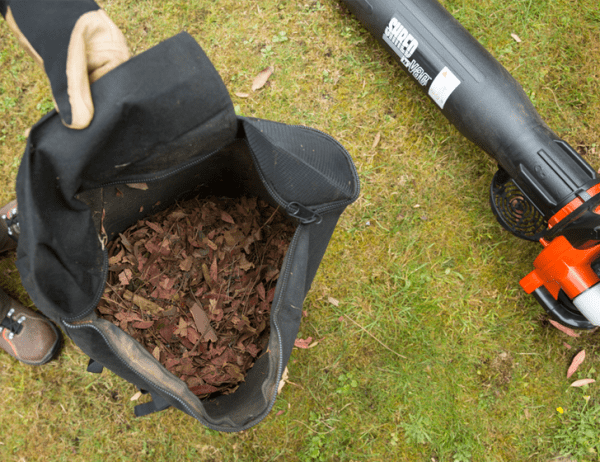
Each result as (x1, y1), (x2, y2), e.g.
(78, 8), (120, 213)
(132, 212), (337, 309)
(15, 32), (359, 431)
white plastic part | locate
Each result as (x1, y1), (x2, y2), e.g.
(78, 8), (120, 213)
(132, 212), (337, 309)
(573, 284), (600, 326)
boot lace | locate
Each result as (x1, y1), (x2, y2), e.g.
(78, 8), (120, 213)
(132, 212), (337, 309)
(2, 205), (19, 242)
(0, 308), (25, 339)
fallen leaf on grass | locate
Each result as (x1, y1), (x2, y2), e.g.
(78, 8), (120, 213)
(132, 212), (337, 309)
(235, 92), (250, 98)
(511, 33), (522, 43)
(130, 391), (142, 401)
(549, 319), (580, 338)
(328, 296), (340, 307)
(278, 366), (289, 394)
(252, 66), (274, 91)
(294, 337), (313, 349)
(372, 132), (381, 149)
(571, 378), (595, 387)
(567, 350), (585, 378)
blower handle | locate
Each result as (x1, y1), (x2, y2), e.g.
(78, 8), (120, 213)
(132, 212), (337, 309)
(340, 0), (599, 219)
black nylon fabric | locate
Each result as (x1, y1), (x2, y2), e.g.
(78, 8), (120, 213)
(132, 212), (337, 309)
(7, 0), (101, 126)
(16, 32), (238, 323)
(243, 119), (356, 206)
(14, 32), (360, 431)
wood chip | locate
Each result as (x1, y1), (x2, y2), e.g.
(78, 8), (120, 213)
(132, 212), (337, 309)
(201, 263), (213, 289)
(190, 303), (218, 343)
(123, 290), (164, 315)
(97, 196), (295, 398)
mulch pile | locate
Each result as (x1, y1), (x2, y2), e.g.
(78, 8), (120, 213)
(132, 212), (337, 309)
(96, 196), (296, 398)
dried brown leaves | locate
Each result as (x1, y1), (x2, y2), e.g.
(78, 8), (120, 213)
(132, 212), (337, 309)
(549, 319), (580, 338)
(549, 319), (595, 388)
(566, 350), (586, 379)
(97, 196), (295, 398)
(252, 66), (274, 91)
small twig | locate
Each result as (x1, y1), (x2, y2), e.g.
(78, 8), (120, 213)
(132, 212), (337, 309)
(100, 296), (130, 313)
(339, 402), (352, 413)
(292, 420), (336, 435)
(343, 314), (407, 360)
(257, 205), (281, 233)
(283, 380), (304, 389)
(105, 282), (132, 308)
(189, 339), (202, 355)
(375, 367), (404, 376)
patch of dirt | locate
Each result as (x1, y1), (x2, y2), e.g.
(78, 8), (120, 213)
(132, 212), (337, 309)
(478, 351), (513, 392)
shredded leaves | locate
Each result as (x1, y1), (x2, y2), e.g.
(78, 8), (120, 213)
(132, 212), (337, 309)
(97, 196), (295, 398)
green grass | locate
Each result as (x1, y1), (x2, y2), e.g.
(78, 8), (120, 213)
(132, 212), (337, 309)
(1, 0), (600, 460)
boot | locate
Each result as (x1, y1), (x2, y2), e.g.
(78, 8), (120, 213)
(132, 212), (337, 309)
(0, 200), (18, 254)
(0, 200), (62, 365)
(0, 289), (61, 365)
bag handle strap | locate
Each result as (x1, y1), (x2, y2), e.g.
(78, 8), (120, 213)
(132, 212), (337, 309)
(87, 358), (104, 374)
(134, 392), (171, 417)
(86, 359), (171, 417)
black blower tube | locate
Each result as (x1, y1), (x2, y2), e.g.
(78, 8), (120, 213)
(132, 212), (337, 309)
(340, 0), (599, 219)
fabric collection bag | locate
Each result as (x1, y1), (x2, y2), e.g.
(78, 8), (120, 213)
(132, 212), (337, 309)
(15, 32), (359, 431)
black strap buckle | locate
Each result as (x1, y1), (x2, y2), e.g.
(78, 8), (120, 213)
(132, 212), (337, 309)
(286, 202), (322, 225)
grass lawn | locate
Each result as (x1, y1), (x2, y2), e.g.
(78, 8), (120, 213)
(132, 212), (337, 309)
(1, 0), (600, 460)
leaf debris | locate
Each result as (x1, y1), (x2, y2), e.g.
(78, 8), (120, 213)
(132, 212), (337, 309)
(97, 196), (296, 398)
(566, 350), (585, 378)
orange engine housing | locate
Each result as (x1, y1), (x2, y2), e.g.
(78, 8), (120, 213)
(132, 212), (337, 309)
(520, 183), (600, 300)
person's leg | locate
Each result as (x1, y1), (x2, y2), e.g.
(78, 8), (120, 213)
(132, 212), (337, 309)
(0, 201), (61, 365)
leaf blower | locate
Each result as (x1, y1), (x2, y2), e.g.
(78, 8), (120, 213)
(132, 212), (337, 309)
(340, 0), (600, 329)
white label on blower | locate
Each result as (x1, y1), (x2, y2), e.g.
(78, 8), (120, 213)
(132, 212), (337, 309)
(574, 284), (600, 326)
(429, 67), (461, 109)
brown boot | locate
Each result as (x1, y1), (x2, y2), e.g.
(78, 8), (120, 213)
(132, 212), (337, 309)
(0, 201), (61, 365)
(0, 289), (61, 365)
